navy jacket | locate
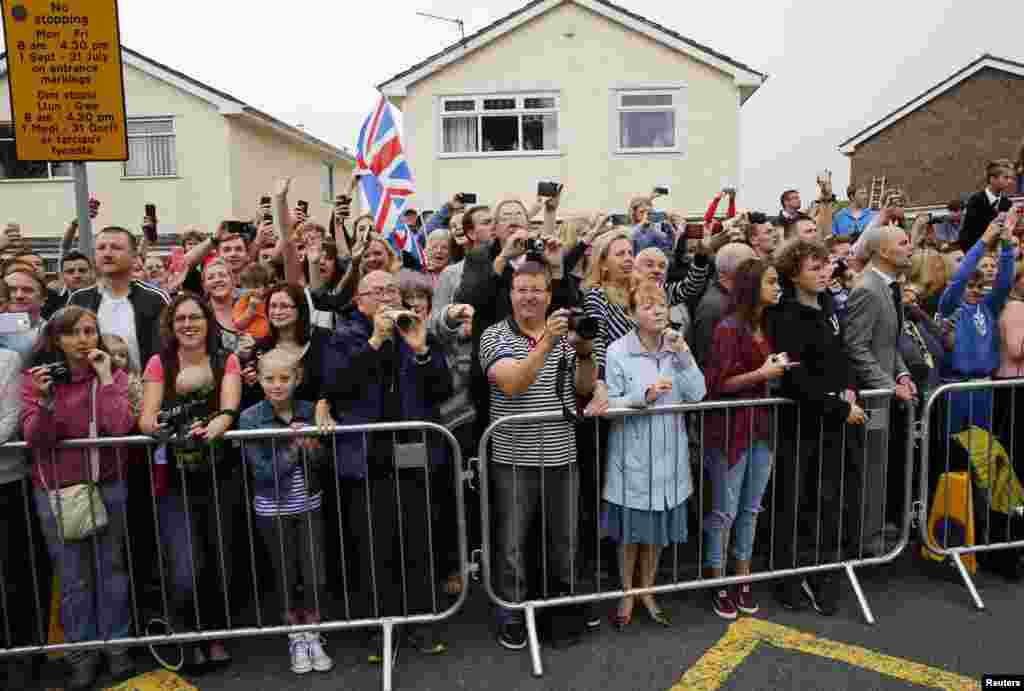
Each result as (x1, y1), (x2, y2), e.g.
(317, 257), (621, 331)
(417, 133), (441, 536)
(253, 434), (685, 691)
(320, 306), (453, 478)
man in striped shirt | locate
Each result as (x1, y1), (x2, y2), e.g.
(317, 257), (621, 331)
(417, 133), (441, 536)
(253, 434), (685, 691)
(479, 262), (597, 650)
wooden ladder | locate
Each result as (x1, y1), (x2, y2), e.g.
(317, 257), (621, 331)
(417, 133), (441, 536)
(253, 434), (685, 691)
(868, 176), (886, 210)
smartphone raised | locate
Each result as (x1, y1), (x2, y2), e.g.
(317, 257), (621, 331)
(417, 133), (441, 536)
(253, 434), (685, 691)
(653, 186), (670, 196)
(457, 193), (477, 205)
(297, 200), (310, 215)
(537, 181), (562, 198)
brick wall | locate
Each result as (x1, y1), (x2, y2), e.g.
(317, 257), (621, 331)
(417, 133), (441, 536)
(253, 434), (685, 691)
(849, 67), (1024, 206)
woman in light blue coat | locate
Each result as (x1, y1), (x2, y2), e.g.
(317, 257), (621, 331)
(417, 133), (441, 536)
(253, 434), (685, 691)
(603, 281), (706, 629)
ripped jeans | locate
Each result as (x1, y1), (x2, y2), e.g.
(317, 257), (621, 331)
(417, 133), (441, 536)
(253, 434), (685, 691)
(702, 443), (773, 570)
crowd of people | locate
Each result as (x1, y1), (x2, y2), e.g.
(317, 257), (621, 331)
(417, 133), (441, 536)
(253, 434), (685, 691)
(0, 156), (1022, 690)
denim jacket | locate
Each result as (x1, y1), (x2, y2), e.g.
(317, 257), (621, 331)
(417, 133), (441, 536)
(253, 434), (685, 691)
(604, 330), (707, 511)
(239, 400), (323, 496)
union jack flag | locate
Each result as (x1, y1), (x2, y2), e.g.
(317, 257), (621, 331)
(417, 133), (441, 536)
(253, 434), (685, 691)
(388, 223), (427, 269)
(355, 95), (415, 235)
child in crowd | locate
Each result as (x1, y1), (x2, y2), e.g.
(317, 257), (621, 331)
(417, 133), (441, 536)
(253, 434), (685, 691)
(233, 263), (273, 339)
(239, 349), (333, 675)
(104, 334), (143, 419)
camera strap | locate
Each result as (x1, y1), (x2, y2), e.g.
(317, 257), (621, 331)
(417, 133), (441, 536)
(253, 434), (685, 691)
(554, 339), (584, 425)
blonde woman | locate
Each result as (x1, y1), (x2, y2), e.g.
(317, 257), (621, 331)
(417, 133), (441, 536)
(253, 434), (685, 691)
(582, 230), (635, 381)
(909, 248), (950, 315)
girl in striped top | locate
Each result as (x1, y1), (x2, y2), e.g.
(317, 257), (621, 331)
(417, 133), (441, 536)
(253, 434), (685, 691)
(239, 349), (334, 675)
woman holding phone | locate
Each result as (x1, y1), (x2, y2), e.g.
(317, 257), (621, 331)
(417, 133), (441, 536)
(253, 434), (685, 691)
(702, 258), (785, 620)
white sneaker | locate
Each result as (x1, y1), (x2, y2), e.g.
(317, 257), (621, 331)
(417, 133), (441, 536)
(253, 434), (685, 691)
(306, 633), (335, 672)
(289, 633), (312, 674)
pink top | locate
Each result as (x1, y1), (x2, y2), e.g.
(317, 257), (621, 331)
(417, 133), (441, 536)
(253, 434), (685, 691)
(143, 352), (241, 382)
(21, 367), (135, 489)
(998, 301), (1024, 378)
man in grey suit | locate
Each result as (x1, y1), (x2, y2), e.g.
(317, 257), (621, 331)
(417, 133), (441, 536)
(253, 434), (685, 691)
(843, 225), (917, 557)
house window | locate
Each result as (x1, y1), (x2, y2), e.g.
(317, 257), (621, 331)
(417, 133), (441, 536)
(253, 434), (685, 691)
(124, 118), (177, 177)
(440, 94), (559, 155)
(0, 125), (71, 179)
(616, 90), (682, 153)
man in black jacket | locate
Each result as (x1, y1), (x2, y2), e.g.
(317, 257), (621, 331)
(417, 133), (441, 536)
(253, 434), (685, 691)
(770, 239), (867, 615)
(959, 159), (1015, 251)
(69, 226), (170, 369)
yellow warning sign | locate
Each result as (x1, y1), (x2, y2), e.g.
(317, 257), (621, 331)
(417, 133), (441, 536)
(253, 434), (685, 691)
(673, 618), (980, 691)
(105, 668), (197, 691)
(1, 0), (128, 161)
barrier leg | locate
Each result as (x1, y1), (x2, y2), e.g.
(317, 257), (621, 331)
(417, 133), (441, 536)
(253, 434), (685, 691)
(952, 553), (985, 611)
(382, 622), (395, 691)
(525, 604), (543, 677)
(844, 564), (875, 625)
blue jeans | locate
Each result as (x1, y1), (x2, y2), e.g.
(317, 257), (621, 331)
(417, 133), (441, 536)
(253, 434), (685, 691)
(703, 443), (773, 570)
(34, 481), (130, 644)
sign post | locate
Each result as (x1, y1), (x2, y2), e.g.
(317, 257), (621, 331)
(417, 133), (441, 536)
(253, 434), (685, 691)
(1, 0), (129, 254)
(72, 161), (91, 255)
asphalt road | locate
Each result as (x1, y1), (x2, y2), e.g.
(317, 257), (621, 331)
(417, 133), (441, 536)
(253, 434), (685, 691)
(28, 548), (1018, 691)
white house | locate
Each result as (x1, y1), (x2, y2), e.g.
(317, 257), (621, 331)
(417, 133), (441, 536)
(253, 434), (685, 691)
(378, 0), (765, 216)
(0, 46), (354, 246)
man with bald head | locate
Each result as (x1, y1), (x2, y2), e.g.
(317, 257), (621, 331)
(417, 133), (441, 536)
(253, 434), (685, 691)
(843, 224), (917, 557)
(690, 242), (757, 369)
(320, 269), (453, 657)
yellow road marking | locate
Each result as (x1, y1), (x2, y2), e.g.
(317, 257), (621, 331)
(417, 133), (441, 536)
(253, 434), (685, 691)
(105, 668), (198, 691)
(672, 618), (980, 691)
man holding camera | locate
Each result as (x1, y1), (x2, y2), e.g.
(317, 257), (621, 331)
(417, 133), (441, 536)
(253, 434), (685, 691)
(319, 269), (453, 657)
(480, 261), (597, 650)
(457, 187), (579, 439)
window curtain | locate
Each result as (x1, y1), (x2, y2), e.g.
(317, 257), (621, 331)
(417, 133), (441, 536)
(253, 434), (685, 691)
(443, 117), (477, 153)
(125, 135), (177, 176)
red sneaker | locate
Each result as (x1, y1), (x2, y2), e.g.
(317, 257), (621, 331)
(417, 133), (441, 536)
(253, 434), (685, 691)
(711, 588), (737, 620)
(733, 583), (759, 614)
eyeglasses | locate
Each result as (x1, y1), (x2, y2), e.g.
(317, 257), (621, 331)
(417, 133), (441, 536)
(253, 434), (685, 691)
(358, 285), (400, 298)
(173, 314), (206, 324)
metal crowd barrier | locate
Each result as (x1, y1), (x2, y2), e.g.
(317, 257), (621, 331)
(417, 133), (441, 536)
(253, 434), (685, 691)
(917, 378), (1024, 611)
(0, 421), (468, 691)
(477, 388), (912, 677)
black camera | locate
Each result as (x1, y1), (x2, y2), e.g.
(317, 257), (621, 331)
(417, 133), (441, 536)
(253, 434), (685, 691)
(748, 211), (768, 225)
(224, 220), (257, 243)
(524, 237), (547, 263)
(537, 181), (562, 198)
(40, 361), (71, 385)
(927, 212), (951, 225)
(567, 308), (599, 340)
(157, 400), (208, 430)
(456, 193), (477, 205)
